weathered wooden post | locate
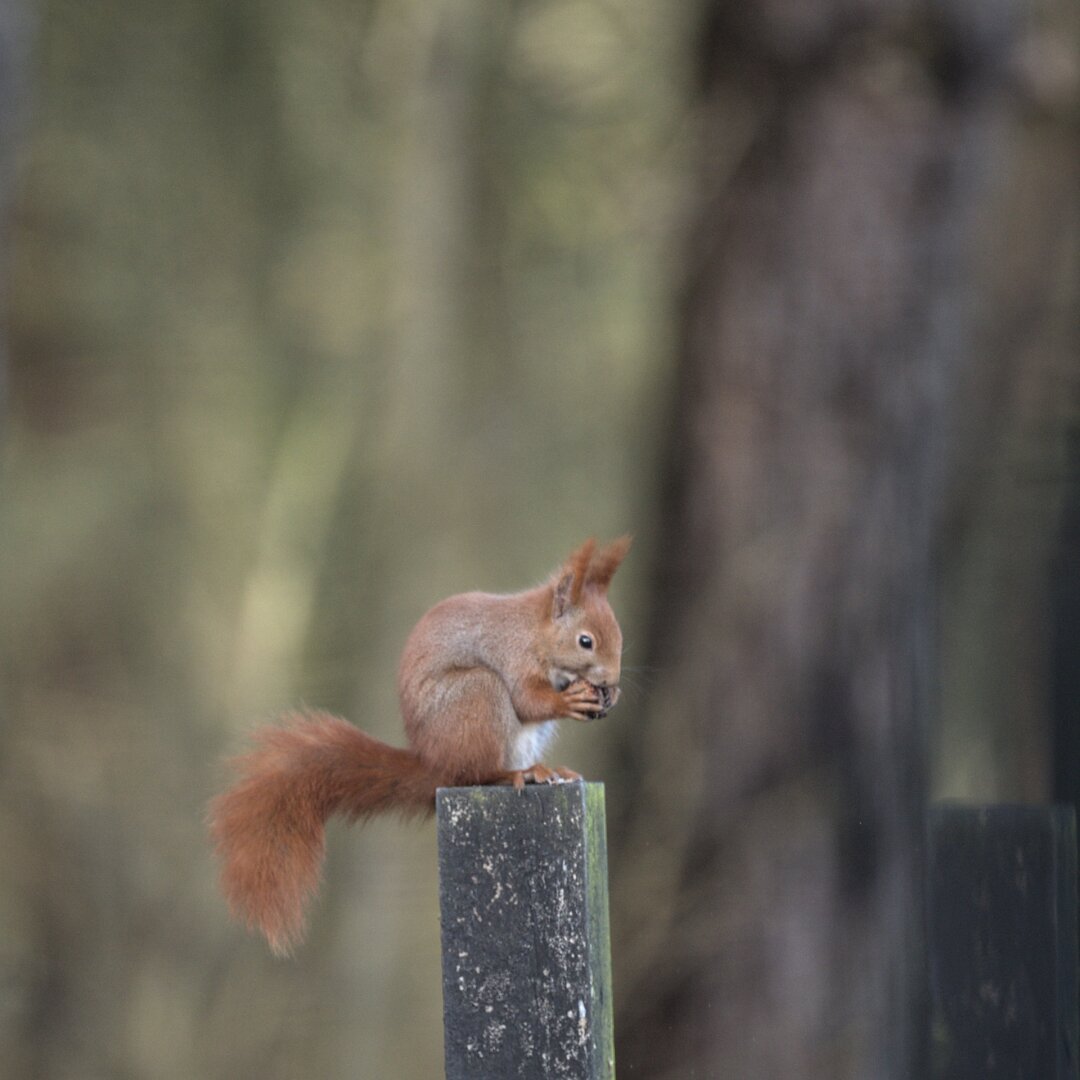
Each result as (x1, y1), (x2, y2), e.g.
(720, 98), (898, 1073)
(927, 803), (1079, 1079)
(436, 781), (615, 1080)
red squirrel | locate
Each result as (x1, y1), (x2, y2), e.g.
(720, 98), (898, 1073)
(208, 536), (630, 955)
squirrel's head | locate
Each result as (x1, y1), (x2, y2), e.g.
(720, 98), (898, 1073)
(545, 536), (631, 702)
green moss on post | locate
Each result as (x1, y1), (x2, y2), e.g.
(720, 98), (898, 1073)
(436, 782), (615, 1080)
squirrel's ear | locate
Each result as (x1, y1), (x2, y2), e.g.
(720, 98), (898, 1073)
(586, 535), (632, 592)
(552, 538), (596, 617)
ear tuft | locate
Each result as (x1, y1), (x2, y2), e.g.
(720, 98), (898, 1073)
(552, 538), (596, 617)
(585, 535), (632, 592)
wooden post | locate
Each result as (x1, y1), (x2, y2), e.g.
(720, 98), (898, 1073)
(436, 781), (615, 1080)
(927, 803), (1079, 1079)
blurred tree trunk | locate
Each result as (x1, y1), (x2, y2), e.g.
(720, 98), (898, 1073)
(611, 3), (1030, 1077)
(936, 8), (1080, 803)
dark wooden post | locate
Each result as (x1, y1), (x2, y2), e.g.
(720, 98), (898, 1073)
(436, 781), (615, 1080)
(927, 804), (1079, 1079)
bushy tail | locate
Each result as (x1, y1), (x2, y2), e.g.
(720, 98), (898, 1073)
(208, 711), (438, 955)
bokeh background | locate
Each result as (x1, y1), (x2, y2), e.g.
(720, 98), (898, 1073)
(0, 1), (1076, 1078)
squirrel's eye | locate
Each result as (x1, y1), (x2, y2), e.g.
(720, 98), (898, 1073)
(578, 633), (594, 650)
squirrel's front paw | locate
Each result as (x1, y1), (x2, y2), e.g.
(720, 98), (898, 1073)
(559, 680), (603, 721)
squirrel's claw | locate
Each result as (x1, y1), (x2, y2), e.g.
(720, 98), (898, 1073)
(505, 763), (583, 789)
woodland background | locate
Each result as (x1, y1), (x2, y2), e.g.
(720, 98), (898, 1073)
(0, 1), (1077, 1078)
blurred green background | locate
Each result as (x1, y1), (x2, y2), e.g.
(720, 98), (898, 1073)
(0, 1), (1077, 1077)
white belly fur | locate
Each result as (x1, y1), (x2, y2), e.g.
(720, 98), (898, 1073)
(511, 721), (560, 771)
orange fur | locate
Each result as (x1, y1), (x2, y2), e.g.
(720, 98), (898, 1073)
(208, 712), (439, 955)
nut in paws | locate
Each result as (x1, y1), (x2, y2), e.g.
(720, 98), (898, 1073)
(585, 682), (618, 720)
